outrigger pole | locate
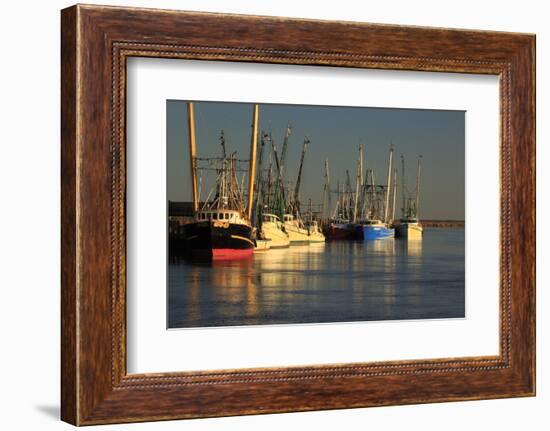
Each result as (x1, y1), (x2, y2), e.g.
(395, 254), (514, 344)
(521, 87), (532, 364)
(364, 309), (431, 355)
(247, 104), (260, 221)
(187, 102), (199, 213)
(293, 137), (310, 213)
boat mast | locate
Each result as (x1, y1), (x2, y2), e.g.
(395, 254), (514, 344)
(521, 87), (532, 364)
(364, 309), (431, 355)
(246, 104), (259, 221)
(280, 123), (292, 178)
(359, 144), (364, 187)
(415, 155), (422, 219)
(384, 144), (394, 223)
(360, 146), (367, 220)
(322, 158), (330, 218)
(187, 102), (199, 213)
(332, 178), (341, 219)
(391, 168), (398, 223)
(353, 145), (362, 223)
(293, 137), (310, 214)
(269, 131), (286, 219)
(253, 131), (267, 227)
(220, 130), (227, 158)
(340, 180), (345, 218)
(345, 169), (352, 220)
(266, 153), (272, 211)
(401, 154), (406, 219)
(369, 169), (375, 219)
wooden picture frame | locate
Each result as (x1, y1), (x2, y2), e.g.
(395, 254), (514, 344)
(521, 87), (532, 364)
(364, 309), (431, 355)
(61, 4), (535, 425)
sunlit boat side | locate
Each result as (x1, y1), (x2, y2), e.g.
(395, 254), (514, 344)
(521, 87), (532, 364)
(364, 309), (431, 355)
(395, 154), (423, 240)
(260, 213), (290, 248)
(283, 214), (311, 244)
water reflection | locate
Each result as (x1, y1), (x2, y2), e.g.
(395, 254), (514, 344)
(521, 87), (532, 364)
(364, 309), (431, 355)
(406, 238), (423, 257)
(168, 228), (465, 328)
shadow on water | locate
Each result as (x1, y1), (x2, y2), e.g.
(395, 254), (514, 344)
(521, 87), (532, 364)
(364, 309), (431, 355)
(168, 228), (465, 328)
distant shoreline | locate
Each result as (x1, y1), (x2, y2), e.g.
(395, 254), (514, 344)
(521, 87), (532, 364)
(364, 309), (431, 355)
(407, 220), (464, 228)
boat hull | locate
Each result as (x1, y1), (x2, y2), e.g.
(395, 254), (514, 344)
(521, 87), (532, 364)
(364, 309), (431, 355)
(329, 224), (355, 240)
(182, 220), (254, 260)
(284, 223), (311, 244)
(356, 224), (395, 240)
(254, 238), (271, 251)
(396, 223), (423, 239)
(308, 231), (326, 243)
(261, 221), (290, 248)
(284, 223), (326, 243)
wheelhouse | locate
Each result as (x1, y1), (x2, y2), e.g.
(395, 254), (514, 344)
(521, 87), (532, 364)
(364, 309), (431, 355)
(358, 219), (384, 226)
(331, 218), (349, 225)
(262, 213), (281, 223)
(195, 209), (244, 223)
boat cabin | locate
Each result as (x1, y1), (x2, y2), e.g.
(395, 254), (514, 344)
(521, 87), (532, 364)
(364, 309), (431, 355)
(262, 213), (281, 223)
(195, 209), (244, 223)
(331, 218), (349, 225)
(358, 219), (384, 226)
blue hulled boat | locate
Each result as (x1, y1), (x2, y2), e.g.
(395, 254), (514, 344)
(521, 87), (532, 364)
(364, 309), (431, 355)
(355, 220), (395, 240)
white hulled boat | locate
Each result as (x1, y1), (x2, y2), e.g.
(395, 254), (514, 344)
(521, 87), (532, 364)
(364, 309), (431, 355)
(261, 213), (290, 248)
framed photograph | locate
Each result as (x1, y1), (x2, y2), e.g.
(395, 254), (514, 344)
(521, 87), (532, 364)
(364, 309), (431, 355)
(61, 4), (535, 425)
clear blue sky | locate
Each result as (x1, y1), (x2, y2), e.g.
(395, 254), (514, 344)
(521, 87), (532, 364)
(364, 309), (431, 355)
(167, 100), (465, 220)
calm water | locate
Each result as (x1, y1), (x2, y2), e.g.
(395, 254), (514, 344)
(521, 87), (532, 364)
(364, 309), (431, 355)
(168, 228), (464, 328)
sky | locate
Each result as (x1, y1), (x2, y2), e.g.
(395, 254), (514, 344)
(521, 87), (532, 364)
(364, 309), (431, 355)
(167, 100), (465, 220)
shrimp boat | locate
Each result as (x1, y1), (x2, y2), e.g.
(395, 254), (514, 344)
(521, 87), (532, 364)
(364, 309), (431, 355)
(182, 102), (260, 260)
(284, 136), (326, 244)
(184, 209), (255, 259)
(355, 219), (395, 240)
(327, 194), (356, 240)
(395, 155), (423, 239)
(260, 213), (290, 248)
(283, 213), (311, 244)
(251, 130), (291, 248)
(305, 219), (326, 243)
(282, 136), (314, 244)
(253, 124), (324, 245)
(327, 185), (355, 240)
(355, 145), (397, 240)
(395, 219), (423, 239)
(328, 218), (354, 240)
(283, 213), (326, 243)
